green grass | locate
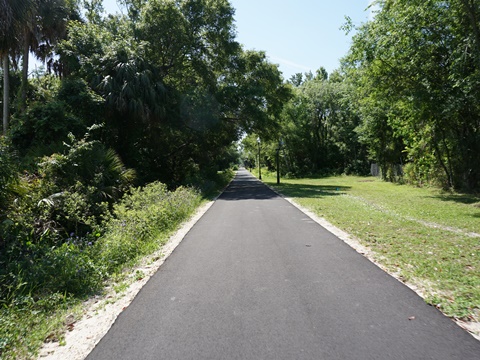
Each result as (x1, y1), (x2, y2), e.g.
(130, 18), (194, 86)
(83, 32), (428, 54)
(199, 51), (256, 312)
(0, 294), (83, 359)
(262, 171), (480, 321)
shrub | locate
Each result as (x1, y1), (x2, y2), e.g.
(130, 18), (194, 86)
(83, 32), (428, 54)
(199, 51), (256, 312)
(0, 139), (18, 214)
(0, 131), (135, 305)
(36, 242), (103, 295)
(10, 100), (86, 158)
(40, 130), (135, 196)
(57, 78), (104, 123)
(95, 182), (201, 274)
(9, 77), (104, 162)
(35, 130), (136, 238)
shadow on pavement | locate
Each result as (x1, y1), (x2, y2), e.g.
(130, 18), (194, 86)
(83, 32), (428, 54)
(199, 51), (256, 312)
(218, 171), (278, 201)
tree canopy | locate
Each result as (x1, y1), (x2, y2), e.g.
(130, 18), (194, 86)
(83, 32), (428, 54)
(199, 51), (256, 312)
(3, 0), (290, 186)
(342, 0), (480, 189)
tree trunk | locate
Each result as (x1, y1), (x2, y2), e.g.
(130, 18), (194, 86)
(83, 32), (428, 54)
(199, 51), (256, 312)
(21, 30), (30, 110)
(433, 137), (453, 189)
(460, 0), (480, 68)
(2, 53), (9, 135)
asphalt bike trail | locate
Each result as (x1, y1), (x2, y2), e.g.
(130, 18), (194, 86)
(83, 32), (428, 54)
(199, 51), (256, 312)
(87, 169), (480, 359)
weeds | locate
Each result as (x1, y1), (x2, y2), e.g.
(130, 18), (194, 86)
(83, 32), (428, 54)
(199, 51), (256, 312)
(95, 182), (201, 275)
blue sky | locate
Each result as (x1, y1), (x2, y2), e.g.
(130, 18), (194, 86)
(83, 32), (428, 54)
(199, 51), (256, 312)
(228, 0), (371, 79)
(102, 1), (372, 80)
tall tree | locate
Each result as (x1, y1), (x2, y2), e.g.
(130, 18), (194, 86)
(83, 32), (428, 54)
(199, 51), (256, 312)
(344, 0), (480, 189)
(1, 0), (35, 133)
(57, 0), (290, 185)
(278, 70), (366, 176)
(217, 49), (292, 139)
(20, 0), (74, 109)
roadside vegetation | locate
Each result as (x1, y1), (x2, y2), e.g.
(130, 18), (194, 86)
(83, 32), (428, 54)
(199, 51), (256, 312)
(262, 171), (480, 323)
(243, 1), (480, 194)
(0, 172), (234, 359)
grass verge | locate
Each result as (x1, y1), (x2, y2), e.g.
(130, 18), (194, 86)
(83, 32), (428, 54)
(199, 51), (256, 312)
(262, 171), (480, 322)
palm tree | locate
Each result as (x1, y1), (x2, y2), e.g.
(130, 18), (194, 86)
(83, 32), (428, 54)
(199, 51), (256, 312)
(1, 0), (35, 134)
(20, 0), (72, 108)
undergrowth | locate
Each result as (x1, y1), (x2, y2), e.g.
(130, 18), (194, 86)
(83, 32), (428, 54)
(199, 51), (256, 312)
(0, 173), (234, 359)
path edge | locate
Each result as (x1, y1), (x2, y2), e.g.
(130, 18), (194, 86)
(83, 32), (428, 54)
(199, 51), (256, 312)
(263, 179), (480, 342)
(38, 173), (236, 360)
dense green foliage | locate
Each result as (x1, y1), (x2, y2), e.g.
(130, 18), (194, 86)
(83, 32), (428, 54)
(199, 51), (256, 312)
(242, 69), (369, 178)
(55, 0), (290, 184)
(281, 70), (368, 176)
(96, 183), (201, 274)
(244, 0), (480, 191)
(0, 181), (202, 358)
(343, 0), (480, 190)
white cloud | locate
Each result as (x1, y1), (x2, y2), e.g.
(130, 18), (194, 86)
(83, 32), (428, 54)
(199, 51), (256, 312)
(269, 56), (311, 72)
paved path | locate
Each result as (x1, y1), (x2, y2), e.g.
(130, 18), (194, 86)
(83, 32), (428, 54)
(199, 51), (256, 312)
(87, 170), (480, 359)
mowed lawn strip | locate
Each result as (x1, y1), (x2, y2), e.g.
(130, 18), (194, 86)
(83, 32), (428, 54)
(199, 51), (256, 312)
(263, 173), (480, 322)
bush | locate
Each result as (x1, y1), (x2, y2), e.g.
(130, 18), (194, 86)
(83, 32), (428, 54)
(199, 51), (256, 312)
(9, 77), (104, 162)
(0, 139), (18, 214)
(1, 121), (229, 357)
(38, 242), (103, 295)
(34, 130), (136, 237)
(95, 182), (201, 274)
(0, 131), (136, 307)
(57, 78), (104, 123)
(40, 130), (135, 195)
(10, 100), (86, 158)
(0, 180), (200, 308)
